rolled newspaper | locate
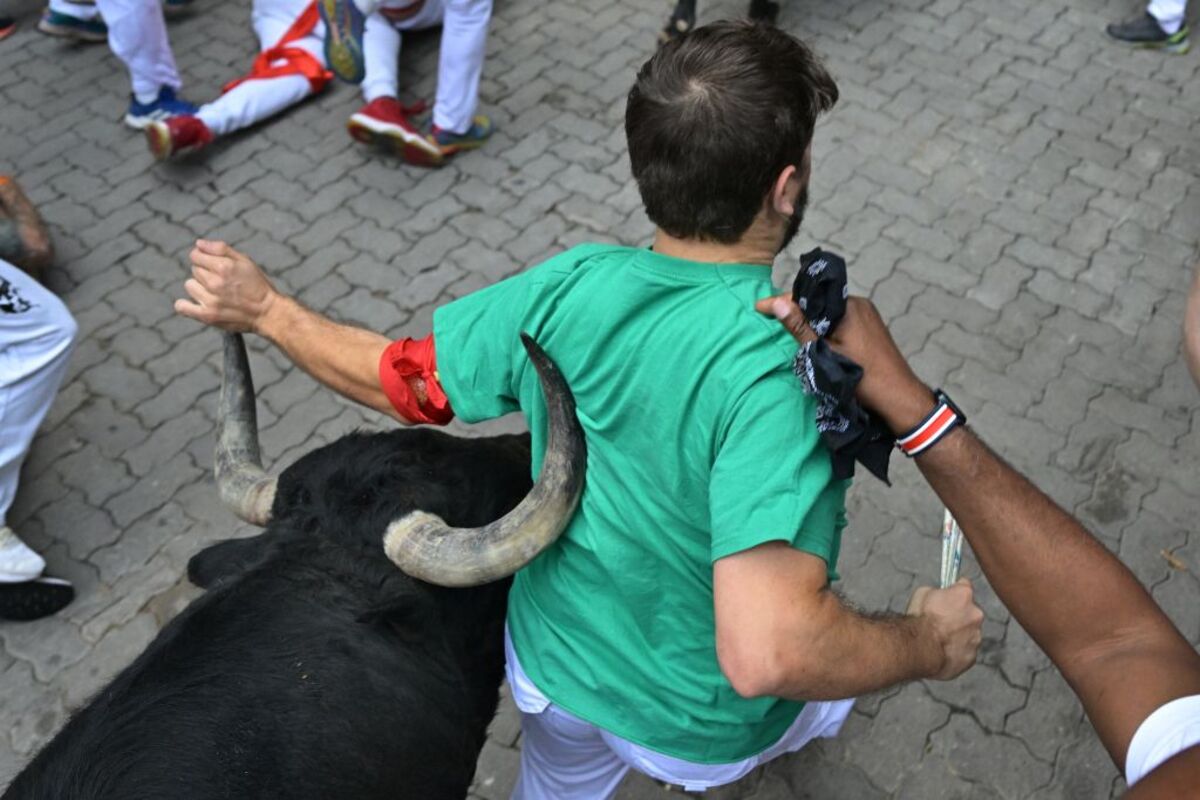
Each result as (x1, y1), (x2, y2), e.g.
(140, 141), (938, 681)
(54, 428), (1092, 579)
(941, 508), (964, 588)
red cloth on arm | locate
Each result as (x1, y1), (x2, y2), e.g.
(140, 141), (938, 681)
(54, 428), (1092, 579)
(378, 335), (454, 425)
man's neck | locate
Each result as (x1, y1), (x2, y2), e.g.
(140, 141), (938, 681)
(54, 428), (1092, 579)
(651, 228), (778, 266)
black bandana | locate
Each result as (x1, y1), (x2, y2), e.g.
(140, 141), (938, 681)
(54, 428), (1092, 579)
(789, 248), (895, 482)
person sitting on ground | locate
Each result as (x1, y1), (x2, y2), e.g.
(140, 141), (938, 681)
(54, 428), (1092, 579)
(0, 177), (77, 622)
(148, 0), (454, 167)
(759, 292), (1200, 797)
(318, 0), (493, 164)
(1107, 0), (1190, 53)
(174, 23), (986, 798)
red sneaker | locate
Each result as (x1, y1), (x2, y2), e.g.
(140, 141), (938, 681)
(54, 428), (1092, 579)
(145, 114), (213, 160)
(347, 97), (444, 168)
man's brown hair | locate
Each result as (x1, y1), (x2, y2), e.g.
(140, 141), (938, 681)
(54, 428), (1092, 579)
(625, 22), (838, 244)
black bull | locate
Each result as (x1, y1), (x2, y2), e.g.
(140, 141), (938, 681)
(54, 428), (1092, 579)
(4, 333), (586, 800)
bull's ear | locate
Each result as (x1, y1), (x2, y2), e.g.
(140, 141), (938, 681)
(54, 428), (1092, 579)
(355, 594), (435, 643)
(188, 533), (274, 589)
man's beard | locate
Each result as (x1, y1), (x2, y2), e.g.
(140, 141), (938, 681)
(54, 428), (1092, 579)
(778, 186), (808, 254)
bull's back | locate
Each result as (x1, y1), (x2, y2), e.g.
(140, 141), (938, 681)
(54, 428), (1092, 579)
(4, 571), (508, 800)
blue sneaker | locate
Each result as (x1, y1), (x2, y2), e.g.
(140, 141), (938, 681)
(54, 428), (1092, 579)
(124, 86), (198, 130)
(37, 8), (108, 42)
(318, 0), (366, 83)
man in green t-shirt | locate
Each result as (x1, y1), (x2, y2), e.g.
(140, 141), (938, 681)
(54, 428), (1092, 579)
(177, 21), (983, 797)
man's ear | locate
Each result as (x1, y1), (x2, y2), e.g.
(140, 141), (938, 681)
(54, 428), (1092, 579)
(770, 164), (800, 217)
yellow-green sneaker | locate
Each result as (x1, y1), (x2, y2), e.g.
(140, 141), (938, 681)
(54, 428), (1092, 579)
(1106, 13), (1190, 54)
(319, 0), (367, 83)
(430, 115), (493, 158)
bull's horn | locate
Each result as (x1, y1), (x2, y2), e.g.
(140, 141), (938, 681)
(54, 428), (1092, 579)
(215, 332), (278, 526)
(383, 334), (586, 587)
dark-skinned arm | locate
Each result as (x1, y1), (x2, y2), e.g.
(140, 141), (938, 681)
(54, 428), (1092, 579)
(758, 293), (1200, 773)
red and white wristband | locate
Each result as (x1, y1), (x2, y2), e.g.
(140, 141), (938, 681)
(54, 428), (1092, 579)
(896, 389), (966, 457)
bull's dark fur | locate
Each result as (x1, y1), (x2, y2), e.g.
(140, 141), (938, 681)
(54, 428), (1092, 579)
(5, 427), (533, 800)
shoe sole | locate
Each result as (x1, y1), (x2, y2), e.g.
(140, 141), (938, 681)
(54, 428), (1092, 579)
(36, 19), (106, 42)
(145, 121), (172, 160)
(1124, 39), (1192, 54)
(1109, 26), (1191, 54)
(0, 577), (74, 622)
(124, 113), (161, 130)
(347, 115), (444, 167)
(319, 0), (366, 84)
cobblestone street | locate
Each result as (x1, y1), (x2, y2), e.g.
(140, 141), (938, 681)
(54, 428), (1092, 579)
(1, 0), (1198, 795)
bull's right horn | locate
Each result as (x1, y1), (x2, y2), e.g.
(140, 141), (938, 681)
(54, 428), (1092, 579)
(383, 334), (586, 587)
(214, 332), (277, 526)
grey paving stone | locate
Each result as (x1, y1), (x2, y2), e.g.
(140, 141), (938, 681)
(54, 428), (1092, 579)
(2, 0), (1198, 794)
(845, 685), (952, 793)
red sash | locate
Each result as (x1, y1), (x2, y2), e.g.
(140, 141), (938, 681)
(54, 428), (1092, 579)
(222, 2), (334, 95)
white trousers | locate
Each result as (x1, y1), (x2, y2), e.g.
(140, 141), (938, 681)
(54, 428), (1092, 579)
(197, 0), (444, 138)
(431, 0), (491, 133)
(1148, 0), (1188, 32)
(505, 631), (855, 799)
(85, 0), (182, 98)
(358, 0), (491, 133)
(0, 260), (77, 530)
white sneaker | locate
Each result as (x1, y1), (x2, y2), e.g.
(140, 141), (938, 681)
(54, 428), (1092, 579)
(0, 526), (46, 583)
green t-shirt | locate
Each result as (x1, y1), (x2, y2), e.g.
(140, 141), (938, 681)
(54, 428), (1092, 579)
(433, 244), (848, 764)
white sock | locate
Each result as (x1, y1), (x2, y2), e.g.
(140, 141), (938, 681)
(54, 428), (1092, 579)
(134, 88), (160, 105)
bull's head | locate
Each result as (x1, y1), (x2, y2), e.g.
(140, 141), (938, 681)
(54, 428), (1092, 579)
(214, 332), (586, 588)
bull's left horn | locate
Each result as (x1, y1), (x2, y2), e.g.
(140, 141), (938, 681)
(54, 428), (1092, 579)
(215, 332), (278, 526)
(383, 334), (586, 587)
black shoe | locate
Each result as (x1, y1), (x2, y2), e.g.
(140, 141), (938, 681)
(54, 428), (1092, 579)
(748, 0), (779, 23)
(1106, 13), (1190, 53)
(658, 0), (696, 45)
(0, 577), (75, 621)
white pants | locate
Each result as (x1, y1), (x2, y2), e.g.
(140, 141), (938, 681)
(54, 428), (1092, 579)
(197, 0), (445, 137)
(1148, 0), (1188, 33)
(431, 0), (491, 133)
(358, 0), (491, 133)
(505, 631), (855, 799)
(0, 260), (77, 530)
(1125, 694), (1200, 786)
(78, 0), (182, 99)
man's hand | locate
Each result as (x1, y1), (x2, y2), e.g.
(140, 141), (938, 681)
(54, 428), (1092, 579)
(1184, 263), (1200, 389)
(906, 578), (984, 681)
(176, 240), (280, 334)
(755, 293), (934, 434)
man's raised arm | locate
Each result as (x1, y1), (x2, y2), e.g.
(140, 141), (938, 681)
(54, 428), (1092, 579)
(759, 293), (1200, 787)
(175, 239), (427, 424)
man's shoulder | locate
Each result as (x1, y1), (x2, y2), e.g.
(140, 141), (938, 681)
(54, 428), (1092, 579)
(532, 242), (636, 276)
